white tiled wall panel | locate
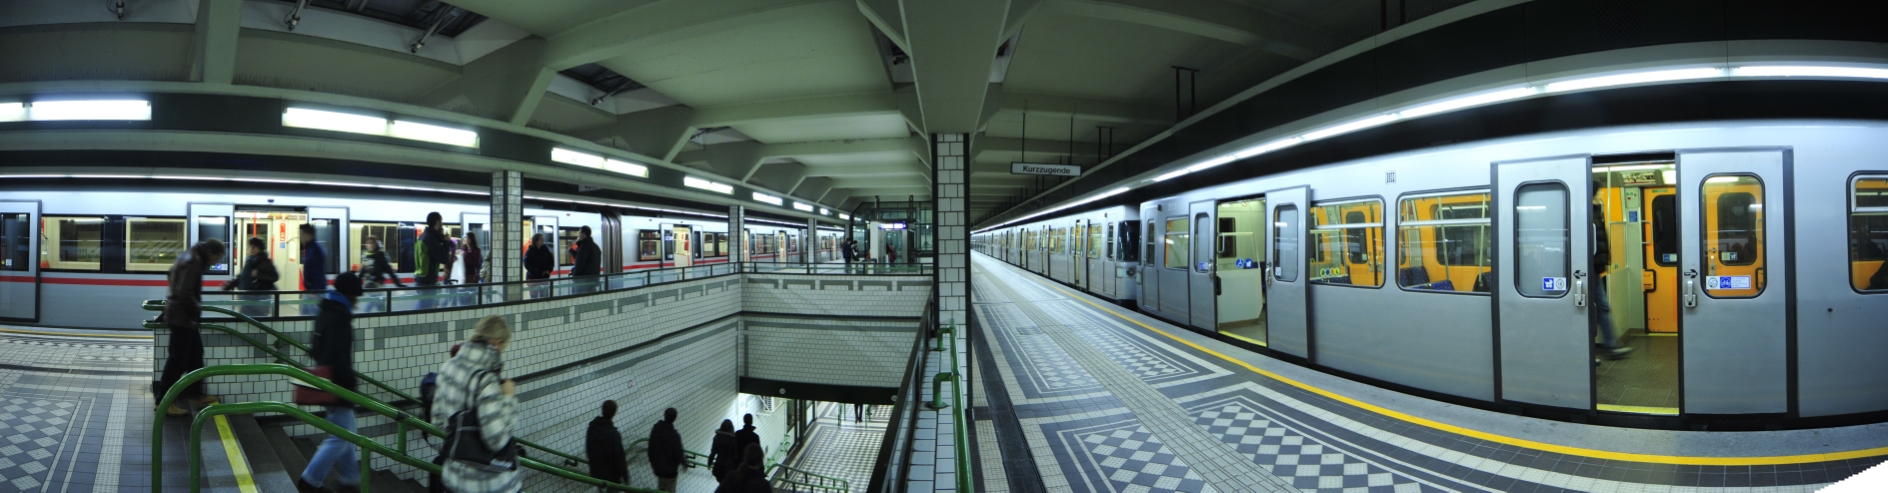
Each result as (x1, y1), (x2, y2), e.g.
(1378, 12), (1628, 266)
(741, 316), (920, 388)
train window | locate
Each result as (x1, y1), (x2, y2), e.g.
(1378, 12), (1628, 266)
(1514, 183), (1569, 298)
(1273, 206), (1297, 282)
(1852, 176), (1888, 291)
(1309, 199), (1383, 287)
(1164, 217), (1189, 270)
(1, 214), (27, 271)
(1194, 214), (1211, 273)
(125, 217), (187, 272)
(196, 216), (231, 275)
(1104, 223), (1115, 260)
(310, 218), (341, 276)
(1702, 175), (1764, 298)
(1397, 192), (1491, 293)
(1089, 223), (1103, 259)
(42, 216), (103, 271)
(558, 227), (580, 266)
(1119, 221), (1140, 262)
(1144, 222), (1154, 262)
(1651, 194), (1678, 266)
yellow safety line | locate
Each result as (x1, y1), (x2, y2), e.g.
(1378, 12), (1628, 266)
(213, 414), (262, 493)
(0, 327), (153, 339)
(1596, 404), (1682, 415)
(1012, 268), (1888, 466)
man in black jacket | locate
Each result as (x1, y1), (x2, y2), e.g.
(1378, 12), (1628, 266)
(298, 273), (364, 493)
(585, 401), (628, 489)
(731, 414), (760, 461)
(573, 226), (602, 293)
(648, 408), (685, 492)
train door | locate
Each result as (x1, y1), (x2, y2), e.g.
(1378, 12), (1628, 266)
(534, 217), (559, 272)
(1677, 149), (1789, 415)
(236, 208), (307, 291)
(0, 201), (40, 322)
(774, 231), (786, 263)
(188, 203), (235, 281)
(1217, 197), (1267, 346)
(308, 208), (346, 283)
(1140, 206), (1160, 311)
(1591, 160), (1682, 415)
(601, 211), (623, 274)
(673, 225), (693, 267)
(1494, 156), (1591, 410)
(1072, 222), (1086, 287)
(1266, 187), (1309, 357)
(1188, 200), (1217, 329)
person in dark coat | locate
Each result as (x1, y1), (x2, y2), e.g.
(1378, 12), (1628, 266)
(223, 237), (280, 317)
(731, 414), (760, 459)
(157, 239), (226, 416)
(648, 408), (685, 492)
(707, 419), (738, 482)
(462, 232), (484, 284)
(525, 234), (555, 280)
(298, 273), (364, 493)
(360, 236), (404, 289)
(572, 226), (602, 293)
(713, 443), (772, 493)
(584, 400), (628, 488)
(300, 223), (328, 315)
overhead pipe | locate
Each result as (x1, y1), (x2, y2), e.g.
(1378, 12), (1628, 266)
(410, 6), (460, 54)
(284, 0), (309, 30)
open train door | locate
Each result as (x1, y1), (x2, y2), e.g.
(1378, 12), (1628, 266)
(1265, 187), (1310, 358)
(0, 201), (41, 323)
(673, 224), (693, 268)
(1188, 200), (1218, 330)
(1677, 149), (1789, 415)
(1494, 156), (1592, 410)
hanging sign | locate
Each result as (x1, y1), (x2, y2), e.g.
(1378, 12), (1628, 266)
(1011, 162), (1082, 177)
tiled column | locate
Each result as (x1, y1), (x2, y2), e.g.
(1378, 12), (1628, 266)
(807, 217), (818, 264)
(490, 171), (523, 298)
(934, 133), (968, 329)
(729, 205), (745, 267)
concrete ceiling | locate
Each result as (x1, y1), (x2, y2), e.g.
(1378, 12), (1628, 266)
(0, 0), (1466, 221)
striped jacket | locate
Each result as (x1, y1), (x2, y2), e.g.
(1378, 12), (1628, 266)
(430, 341), (521, 493)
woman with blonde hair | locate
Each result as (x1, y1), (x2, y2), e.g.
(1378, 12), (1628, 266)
(431, 316), (521, 493)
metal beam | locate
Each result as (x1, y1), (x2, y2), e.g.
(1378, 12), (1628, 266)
(795, 176), (835, 201)
(673, 136), (928, 179)
(855, 0), (909, 52)
(543, 0), (850, 70)
(570, 105), (696, 161)
(901, 0), (1009, 134)
(749, 162), (809, 193)
(417, 36), (556, 125)
(1039, 0), (1347, 61)
(190, 0), (244, 84)
(980, 91), (1168, 129)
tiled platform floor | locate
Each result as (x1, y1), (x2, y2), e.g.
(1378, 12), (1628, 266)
(968, 254), (1885, 493)
(0, 329), (154, 493)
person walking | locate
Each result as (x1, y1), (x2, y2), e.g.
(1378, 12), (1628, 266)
(648, 408), (685, 492)
(584, 401), (628, 490)
(572, 226), (602, 293)
(853, 402), (865, 424)
(713, 443), (772, 493)
(300, 224), (328, 315)
(707, 420), (738, 482)
(222, 237), (279, 317)
(731, 414), (760, 459)
(297, 273), (366, 493)
(157, 239), (226, 416)
(432, 316), (522, 493)
(360, 236), (405, 289)
(415, 213), (451, 309)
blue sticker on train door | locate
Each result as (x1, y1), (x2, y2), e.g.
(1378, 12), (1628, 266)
(1542, 277), (1567, 291)
(1627, 211), (1640, 223)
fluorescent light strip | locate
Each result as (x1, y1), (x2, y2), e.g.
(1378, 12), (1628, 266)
(793, 202), (814, 212)
(1733, 65), (1888, 79)
(284, 108), (387, 135)
(0, 103), (23, 122)
(1185, 155), (1237, 173)
(683, 176), (734, 194)
(390, 120), (479, 147)
(1302, 114), (1401, 141)
(602, 159), (648, 178)
(1153, 169), (1191, 182)
(1233, 137), (1302, 158)
(820, 208), (829, 215)
(29, 100), (151, 121)
(752, 192), (784, 206)
(839, 214), (851, 220)
(1398, 87), (1539, 118)
(551, 147), (605, 167)
(1544, 68), (1723, 93)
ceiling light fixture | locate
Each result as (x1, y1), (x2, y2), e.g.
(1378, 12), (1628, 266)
(29, 100), (151, 121)
(1543, 68), (1723, 93)
(684, 176), (734, 194)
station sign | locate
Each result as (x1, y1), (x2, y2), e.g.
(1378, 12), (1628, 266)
(880, 222), (908, 230)
(1011, 162), (1082, 177)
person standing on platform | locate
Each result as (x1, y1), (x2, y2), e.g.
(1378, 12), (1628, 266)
(585, 400), (628, 490)
(463, 232), (484, 285)
(157, 239), (226, 416)
(300, 223), (328, 315)
(841, 237), (855, 273)
(297, 273), (365, 493)
(648, 408), (685, 492)
(708, 420), (738, 482)
(525, 233), (554, 298)
(415, 212), (451, 309)
(572, 226), (602, 293)
(223, 237), (279, 317)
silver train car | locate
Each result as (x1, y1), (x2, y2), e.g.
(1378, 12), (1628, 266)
(977, 120), (1888, 424)
(0, 183), (840, 329)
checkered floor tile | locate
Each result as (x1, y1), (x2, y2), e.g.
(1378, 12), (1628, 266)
(990, 313), (1104, 398)
(1074, 424), (1214, 493)
(1192, 400), (1438, 493)
(0, 396), (77, 491)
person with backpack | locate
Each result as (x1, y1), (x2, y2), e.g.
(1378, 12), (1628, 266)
(431, 316), (521, 493)
(585, 400), (628, 490)
(297, 273), (365, 493)
(647, 408), (685, 492)
(415, 213), (452, 309)
(222, 237), (279, 317)
(158, 239), (227, 417)
(421, 343), (462, 493)
(707, 420), (738, 482)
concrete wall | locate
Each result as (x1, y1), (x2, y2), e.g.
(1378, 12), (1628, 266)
(154, 272), (929, 490)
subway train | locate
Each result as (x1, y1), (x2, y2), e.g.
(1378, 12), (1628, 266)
(0, 183), (842, 329)
(975, 120), (1888, 425)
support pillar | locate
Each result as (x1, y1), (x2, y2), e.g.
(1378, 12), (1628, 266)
(807, 217), (819, 264)
(729, 205), (746, 267)
(490, 171), (523, 298)
(934, 133), (968, 330)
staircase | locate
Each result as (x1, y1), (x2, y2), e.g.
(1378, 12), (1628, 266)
(222, 413), (429, 493)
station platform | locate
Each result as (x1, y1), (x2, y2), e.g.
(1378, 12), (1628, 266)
(967, 253), (1888, 493)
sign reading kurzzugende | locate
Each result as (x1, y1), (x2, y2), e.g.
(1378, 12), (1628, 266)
(1011, 162), (1082, 176)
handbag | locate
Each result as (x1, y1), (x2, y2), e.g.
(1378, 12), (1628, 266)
(440, 370), (521, 472)
(290, 366), (342, 406)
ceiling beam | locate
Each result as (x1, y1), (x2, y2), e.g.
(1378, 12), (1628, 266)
(980, 91), (1168, 129)
(855, 0), (909, 52)
(673, 136), (928, 179)
(417, 36), (557, 125)
(190, 0), (243, 85)
(571, 105), (697, 163)
(901, 0), (1009, 134)
(541, 0), (850, 70)
(750, 162), (810, 193)
(795, 177), (835, 202)
(1038, 0), (1347, 62)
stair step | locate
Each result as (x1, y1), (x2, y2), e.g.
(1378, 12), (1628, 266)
(269, 421), (420, 493)
(225, 414), (301, 493)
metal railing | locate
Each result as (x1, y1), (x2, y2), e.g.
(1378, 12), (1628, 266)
(866, 300), (937, 492)
(154, 364), (663, 493)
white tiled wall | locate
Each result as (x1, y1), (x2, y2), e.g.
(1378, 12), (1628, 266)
(154, 272), (930, 489)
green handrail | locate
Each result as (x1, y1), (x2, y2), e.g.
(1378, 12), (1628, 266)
(924, 321), (973, 492)
(155, 364), (663, 493)
(625, 437), (711, 468)
(143, 301), (594, 468)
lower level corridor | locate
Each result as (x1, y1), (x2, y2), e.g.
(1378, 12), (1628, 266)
(967, 253), (1888, 493)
